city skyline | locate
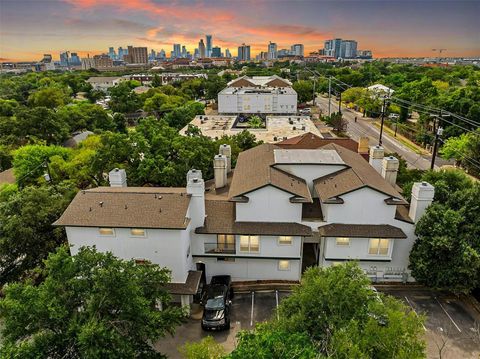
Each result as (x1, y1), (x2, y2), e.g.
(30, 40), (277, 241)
(1, 0), (479, 62)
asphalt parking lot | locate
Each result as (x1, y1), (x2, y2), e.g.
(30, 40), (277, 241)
(156, 287), (480, 359)
(377, 286), (480, 359)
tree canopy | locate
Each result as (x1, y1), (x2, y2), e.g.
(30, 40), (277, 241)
(0, 246), (185, 358)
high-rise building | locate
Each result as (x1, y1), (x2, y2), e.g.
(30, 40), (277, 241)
(324, 38), (342, 58)
(291, 44), (304, 57)
(237, 43), (251, 61)
(158, 49), (166, 59)
(340, 40), (357, 58)
(198, 39), (206, 58)
(206, 34), (212, 57)
(277, 49), (291, 58)
(60, 51), (70, 66)
(149, 49), (156, 61)
(93, 54), (113, 68)
(357, 49), (373, 59)
(181, 45), (187, 58)
(194, 48), (200, 59)
(267, 41), (277, 60)
(211, 46), (222, 57)
(118, 47), (125, 61)
(172, 44), (181, 59)
(126, 46), (148, 64)
(225, 49), (231, 58)
(108, 47), (116, 60)
(70, 52), (81, 65)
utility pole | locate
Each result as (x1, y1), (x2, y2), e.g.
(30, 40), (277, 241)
(338, 91), (342, 114)
(328, 76), (331, 116)
(312, 78), (316, 107)
(430, 126), (444, 170)
(378, 96), (387, 145)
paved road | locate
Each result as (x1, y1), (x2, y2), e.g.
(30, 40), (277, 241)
(315, 96), (449, 170)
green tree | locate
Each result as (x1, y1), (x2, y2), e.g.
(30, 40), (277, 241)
(180, 336), (226, 359)
(293, 80), (314, 103)
(0, 185), (74, 284)
(409, 183), (480, 294)
(0, 246), (185, 358)
(152, 74), (162, 88)
(109, 81), (141, 113)
(28, 87), (69, 108)
(440, 129), (480, 177)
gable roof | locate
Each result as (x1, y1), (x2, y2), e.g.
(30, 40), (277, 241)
(227, 75), (292, 88)
(313, 143), (405, 203)
(195, 199), (312, 236)
(277, 132), (359, 153)
(228, 143), (312, 202)
(54, 187), (191, 229)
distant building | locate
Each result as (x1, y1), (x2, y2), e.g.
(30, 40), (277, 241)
(86, 76), (124, 91)
(171, 44), (181, 59)
(70, 52), (81, 66)
(225, 49), (231, 58)
(36, 53), (55, 71)
(218, 75), (297, 114)
(158, 49), (166, 59)
(60, 51), (70, 66)
(149, 49), (156, 61)
(237, 43), (251, 61)
(357, 50), (373, 59)
(291, 44), (304, 57)
(198, 39), (206, 58)
(93, 54), (113, 68)
(324, 39), (361, 59)
(324, 39), (342, 58)
(181, 45), (187, 58)
(81, 57), (95, 70)
(340, 40), (357, 59)
(206, 34), (212, 57)
(108, 47), (116, 60)
(211, 46), (222, 58)
(118, 47), (125, 60)
(268, 41), (277, 60)
(124, 46), (148, 64)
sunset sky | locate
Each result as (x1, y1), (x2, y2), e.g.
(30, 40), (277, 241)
(0, 0), (479, 62)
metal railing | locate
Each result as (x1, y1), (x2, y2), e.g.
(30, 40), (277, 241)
(204, 242), (236, 254)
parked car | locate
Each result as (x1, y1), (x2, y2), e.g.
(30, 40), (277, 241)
(201, 275), (233, 331)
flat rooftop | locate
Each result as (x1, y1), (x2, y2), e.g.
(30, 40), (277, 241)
(273, 149), (344, 165)
(179, 115), (323, 143)
(219, 87), (296, 95)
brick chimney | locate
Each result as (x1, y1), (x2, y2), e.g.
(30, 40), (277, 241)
(409, 182), (435, 223)
(108, 168), (127, 187)
(381, 156), (399, 187)
(219, 144), (232, 173)
(369, 145), (384, 174)
(214, 154), (228, 189)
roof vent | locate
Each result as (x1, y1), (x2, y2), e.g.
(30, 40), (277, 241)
(158, 195), (162, 199)
(124, 204), (128, 209)
(99, 201), (103, 207)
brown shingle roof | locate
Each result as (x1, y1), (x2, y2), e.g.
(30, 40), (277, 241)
(163, 270), (202, 295)
(0, 168), (15, 185)
(228, 144), (311, 202)
(318, 223), (407, 238)
(54, 187), (191, 229)
(313, 143), (406, 203)
(195, 200), (312, 236)
(277, 132), (359, 153)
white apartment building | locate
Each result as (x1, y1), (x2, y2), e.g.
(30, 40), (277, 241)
(218, 75), (297, 114)
(86, 76), (126, 92)
(55, 135), (435, 303)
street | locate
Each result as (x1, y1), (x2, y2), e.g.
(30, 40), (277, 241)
(315, 96), (447, 170)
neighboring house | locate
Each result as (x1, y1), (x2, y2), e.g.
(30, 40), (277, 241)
(0, 168), (15, 185)
(367, 84), (395, 98)
(55, 140), (435, 304)
(218, 75), (297, 114)
(86, 76), (125, 92)
(63, 131), (94, 148)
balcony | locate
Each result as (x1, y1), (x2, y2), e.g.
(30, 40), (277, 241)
(204, 242), (236, 255)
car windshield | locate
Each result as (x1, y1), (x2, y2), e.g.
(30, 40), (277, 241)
(205, 296), (224, 310)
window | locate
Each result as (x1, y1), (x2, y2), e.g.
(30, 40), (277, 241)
(278, 236), (292, 245)
(335, 237), (350, 246)
(99, 228), (115, 236)
(217, 234), (235, 251)
(130, 228), (146, 237)
(278, 260), (290, 271)
(240, 235), (259, 253)
(369, 239), (390, 255)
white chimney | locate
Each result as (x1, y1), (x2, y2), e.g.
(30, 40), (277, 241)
(108, 168), (127, 187)
(369, 145), (384, 174)
(409, 182), (435, 223)
(381, 156), (399, 187)
(219, 144), (232, 173)
(186, 169), (205, 228)
(214, 154), (227, 189)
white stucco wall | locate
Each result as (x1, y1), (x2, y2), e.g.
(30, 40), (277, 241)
(235, 185), (302, 222)
(325, 187), (396, 224)
(323, 237), (394, 261)
(66, 226), (194, 283)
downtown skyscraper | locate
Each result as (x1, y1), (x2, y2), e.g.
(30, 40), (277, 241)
(206, 34), (212, 57)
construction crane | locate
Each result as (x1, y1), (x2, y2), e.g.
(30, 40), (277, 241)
(432, 48), (447, 61)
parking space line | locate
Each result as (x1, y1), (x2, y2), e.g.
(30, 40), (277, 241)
(275, 290), (279, 320)
(405, 296), (427, 331)
(435, 297), (462, 333)
(250, 291), (254, 327)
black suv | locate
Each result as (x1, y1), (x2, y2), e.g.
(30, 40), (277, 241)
(201, 275), (233, 331)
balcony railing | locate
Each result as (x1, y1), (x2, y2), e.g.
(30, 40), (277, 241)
(204, 242), (236, 255)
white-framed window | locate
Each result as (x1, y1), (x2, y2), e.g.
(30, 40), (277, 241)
(278, 236), (292, 245)
(217, 234), (235, 251)
(99, 228), (115, 236)
(335, 237), (350, 246)
(130, 228), (146, 237)
(278, 260), (290, 271)
(240, 235), (260, 253)
(368, 238), (390, 255)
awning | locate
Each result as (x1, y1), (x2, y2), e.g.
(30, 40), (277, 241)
(163, 270), (202, 295)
